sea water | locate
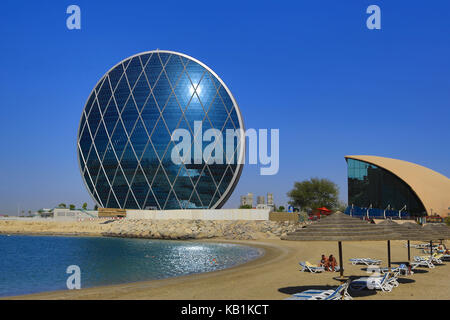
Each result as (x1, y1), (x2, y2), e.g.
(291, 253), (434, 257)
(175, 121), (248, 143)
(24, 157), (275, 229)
(0, 235), (263, 297)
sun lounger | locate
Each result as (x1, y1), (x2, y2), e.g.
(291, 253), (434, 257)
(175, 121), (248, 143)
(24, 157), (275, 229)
(349, 258), (382, 266)
(414, 253), (443, 265)
(285, 281), (352, 300)
(411, 257), (435, 269)
(299, 261), (325, 273)
(349, 272), (396, 292)
(381, 264), (413, 276)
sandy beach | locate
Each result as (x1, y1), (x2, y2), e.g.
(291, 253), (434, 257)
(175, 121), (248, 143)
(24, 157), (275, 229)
(4, 237), (449, 300)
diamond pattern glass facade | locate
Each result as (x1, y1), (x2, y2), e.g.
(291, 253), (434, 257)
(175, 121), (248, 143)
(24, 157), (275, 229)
(77, 51), (245, 210)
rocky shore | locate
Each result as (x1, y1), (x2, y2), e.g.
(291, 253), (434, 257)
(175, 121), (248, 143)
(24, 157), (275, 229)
(0, 219), (306, 240)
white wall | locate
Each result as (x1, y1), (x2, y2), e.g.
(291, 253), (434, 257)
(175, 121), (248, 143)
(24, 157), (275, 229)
(126, 209), (270, 221)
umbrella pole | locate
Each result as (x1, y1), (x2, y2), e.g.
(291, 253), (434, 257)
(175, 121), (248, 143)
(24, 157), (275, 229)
(407, 240), (411, 261)
(430, 240), (433, 259)
(387, 240), (391, 269)
(338, 241), (343, 278)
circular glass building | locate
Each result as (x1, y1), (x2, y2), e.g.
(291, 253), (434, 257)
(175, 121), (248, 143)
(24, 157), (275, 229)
(77, 50), (244, 210)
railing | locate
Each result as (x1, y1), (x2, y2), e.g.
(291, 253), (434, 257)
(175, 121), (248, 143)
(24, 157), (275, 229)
(345, 206), (411, 219)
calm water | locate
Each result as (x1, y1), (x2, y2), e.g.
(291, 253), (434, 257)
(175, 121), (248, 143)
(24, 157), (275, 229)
(0, 235), (263, 297)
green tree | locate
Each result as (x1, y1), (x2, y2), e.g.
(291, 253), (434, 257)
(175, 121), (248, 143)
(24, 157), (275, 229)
(82, 202), (88, 210)
(69, 204), (75, 210)
(239, 204), (252, 209)
(58, 203), (66, 208)
(278, 206), (285, 212)
(287, 177), (340, 211)
(94, 205), (98, 210)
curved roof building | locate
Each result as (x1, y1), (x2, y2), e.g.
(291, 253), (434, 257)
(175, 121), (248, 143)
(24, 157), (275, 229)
(345, 155), (450, 217)
(77, 50), (245, 210)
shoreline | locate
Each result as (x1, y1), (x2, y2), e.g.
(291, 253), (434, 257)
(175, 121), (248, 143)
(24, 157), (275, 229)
(4, 238), (450, 300)
(2, 221), (449, 300)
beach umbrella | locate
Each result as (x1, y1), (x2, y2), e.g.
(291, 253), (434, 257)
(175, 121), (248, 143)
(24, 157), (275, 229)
(422, 223), (450, 254)
(377, 220), (441, 263)
(281, 212), (402, 279)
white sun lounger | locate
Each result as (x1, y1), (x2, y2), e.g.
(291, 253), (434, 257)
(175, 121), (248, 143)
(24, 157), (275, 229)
(381, 264), (413, 276)
(349, 272), (397, 292)
(411, 257), (435, 269)
(285, 281), (352, 300)
(349, 258), (382, 266)
(299, 261), (325, 273)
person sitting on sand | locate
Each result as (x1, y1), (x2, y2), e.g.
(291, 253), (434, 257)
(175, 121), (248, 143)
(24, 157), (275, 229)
(328, 254), (337, 271)
(319, 254), (329, 269)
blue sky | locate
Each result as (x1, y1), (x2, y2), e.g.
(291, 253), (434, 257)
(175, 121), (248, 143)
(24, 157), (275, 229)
(0, 1), (449, 214)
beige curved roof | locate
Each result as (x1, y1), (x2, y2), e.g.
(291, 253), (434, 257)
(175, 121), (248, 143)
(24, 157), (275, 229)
(345, 155), (450, 217)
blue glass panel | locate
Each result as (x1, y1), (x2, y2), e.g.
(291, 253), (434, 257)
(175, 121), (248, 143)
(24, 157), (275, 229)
(173, 71), (193, 111)
(164, 190), (179, 210)
(150, 117), (171, 160)
(197, 72), (217, 111)
(124, 192), (139, 209)
(96, 77), (112, 114)
(95, 168), (110, 206)
(106, 193), (120, 208)
(141, 93), (160, 133)
(79, 126), (92, 161)
(218, 86), (234, 114)
(165, 55), (184, 87)
(130, 167), (149, 209)
(139, 53), (152, 67)
(125, 57), (142, 89)
(158, 52), (170, 66)
(102, 143), (119, 181)
(152, 72), (171, 110)
(83, 170), (95, 196)
(87, 100), (101, 134)
(86, 150), (101, 185)
(161, 94), (182, 134)
(110, 121), (128, 159)
(103, 100), (119, 135)
(185, 61), (205, 88)
(112, 170), (129, 208)
(207, 94), (229, 131)
(151, 166), (171, 208)
(132, 74), (151, 111)
(114, 75), (131, 113)
(144, 54), (163, 88)
(84, 93), (96, 116)
(108, 63), (124, 91)
(130, 119), (148, 159)
(140, 143), (159, 183)
(93, 122), (109, 160)
(121, 142), (139, 185)
(184, 93), (206, 123)
(195, 166), (215, 207)
(143, 190), (159, 209)
(121, 99), (139, 135)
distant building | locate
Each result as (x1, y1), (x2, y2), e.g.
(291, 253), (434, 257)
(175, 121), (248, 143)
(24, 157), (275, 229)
(240, 193), (254, 207)
(257, 196), (265, 205)
(267, 193), (274, 206)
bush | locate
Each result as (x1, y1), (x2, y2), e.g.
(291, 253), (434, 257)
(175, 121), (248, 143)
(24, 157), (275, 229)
(239, 204), (252, 209)
(445, 217), (450, 226)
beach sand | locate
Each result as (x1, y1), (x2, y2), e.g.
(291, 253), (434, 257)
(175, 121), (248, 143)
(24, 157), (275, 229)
(5, 239), (450, 300)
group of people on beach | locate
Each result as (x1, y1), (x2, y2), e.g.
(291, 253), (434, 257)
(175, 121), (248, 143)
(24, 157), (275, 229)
(319, 254), (338, 271)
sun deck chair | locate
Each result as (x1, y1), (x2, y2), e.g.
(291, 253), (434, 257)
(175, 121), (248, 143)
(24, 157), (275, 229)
(381, 264), (413, 276)
(285, 281), (352, 300)
(349, 258), (382, 266)
(414, 253), (443, 265)
(411, 257), (435, 269)
(349, 272), (395, 292)
(299, 261), (325, 273)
